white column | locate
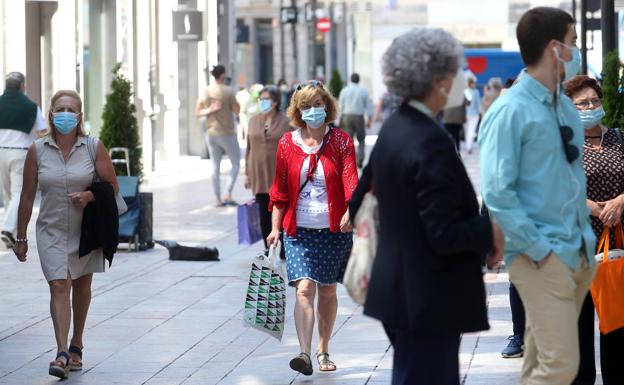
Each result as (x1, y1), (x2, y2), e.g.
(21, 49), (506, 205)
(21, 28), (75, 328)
(158, 0), (180, 160)
(206, 0), (218, 83)
(117, 0), (134, 80)
(55, 0), (77, 90)
(4, 0), (26, 74)
(0, 0), (5, 87)
(135, 0), (153, 172)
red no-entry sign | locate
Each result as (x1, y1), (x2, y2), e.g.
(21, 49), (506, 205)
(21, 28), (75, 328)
(316, 17), (331, 33)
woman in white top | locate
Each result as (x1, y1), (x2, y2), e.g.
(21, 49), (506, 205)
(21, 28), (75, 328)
(13, 90), (119, 379)
(268, 80), (358, 375)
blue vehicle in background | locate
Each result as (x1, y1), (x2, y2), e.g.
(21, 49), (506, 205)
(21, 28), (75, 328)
(464, 49), (525, 90)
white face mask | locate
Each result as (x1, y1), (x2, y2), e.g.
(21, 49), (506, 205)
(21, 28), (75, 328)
(442, 69), (467, 109)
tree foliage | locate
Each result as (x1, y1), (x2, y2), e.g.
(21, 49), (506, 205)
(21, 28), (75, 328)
(601, 51), (624, 129)
(328, 68), (344, 98)
(99, 63), (143, 180)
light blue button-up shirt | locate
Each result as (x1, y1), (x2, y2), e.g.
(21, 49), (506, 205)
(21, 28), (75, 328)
(479, 70), (596, 270)
(339, 83), (372, 116)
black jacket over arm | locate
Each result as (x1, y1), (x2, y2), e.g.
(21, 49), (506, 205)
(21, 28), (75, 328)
(352, 104), (492, 334)
(79, 182), (119, 266)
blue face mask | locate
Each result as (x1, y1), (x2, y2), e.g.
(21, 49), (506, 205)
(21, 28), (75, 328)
(555, 43), (581, 82)
(579, 106), (605, 129)
(259, 99), (273, 114)
(53, 112), (79, 135)
(301, 107), (326, 129)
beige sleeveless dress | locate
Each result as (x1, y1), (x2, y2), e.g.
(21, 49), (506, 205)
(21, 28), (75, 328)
(35, 136), (104, 281)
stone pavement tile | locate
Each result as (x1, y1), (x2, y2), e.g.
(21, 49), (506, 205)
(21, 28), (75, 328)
(1, 153), (605, 384)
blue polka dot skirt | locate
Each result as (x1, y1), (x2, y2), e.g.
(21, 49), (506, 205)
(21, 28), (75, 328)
(284, 227), (353, 287)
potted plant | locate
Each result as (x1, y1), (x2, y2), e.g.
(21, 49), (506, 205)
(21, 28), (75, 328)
(99, 63), (143, 180)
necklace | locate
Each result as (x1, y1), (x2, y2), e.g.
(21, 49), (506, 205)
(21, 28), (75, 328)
(583, 127), (605, 151)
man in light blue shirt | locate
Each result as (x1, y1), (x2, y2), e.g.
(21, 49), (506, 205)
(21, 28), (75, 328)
(339, 73), (372, 168)
(479, 7), (596, 385)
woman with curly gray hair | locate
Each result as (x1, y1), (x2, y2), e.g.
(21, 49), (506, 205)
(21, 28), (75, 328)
(349, 28), (504, 385)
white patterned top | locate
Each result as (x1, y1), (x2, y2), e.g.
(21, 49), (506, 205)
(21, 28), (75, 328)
(293, 128), (330, 229)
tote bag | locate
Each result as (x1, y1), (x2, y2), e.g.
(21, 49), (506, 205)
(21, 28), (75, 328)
(590, 223), (624, 334)
(343, 191), (379, 305)
(242, 244), (286, 340)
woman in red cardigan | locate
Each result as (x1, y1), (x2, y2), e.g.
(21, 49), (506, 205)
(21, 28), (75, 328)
(267, 80), (358, 375)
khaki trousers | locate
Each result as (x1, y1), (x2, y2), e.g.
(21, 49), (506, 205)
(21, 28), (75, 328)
(509, 253), (596, 385)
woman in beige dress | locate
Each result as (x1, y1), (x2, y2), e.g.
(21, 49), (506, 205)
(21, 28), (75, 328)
(245, 86), (293, 256)
(13, 90), (119, 379)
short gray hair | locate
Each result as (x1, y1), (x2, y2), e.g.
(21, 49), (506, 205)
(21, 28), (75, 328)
(382, 28), (463, 100)
(5, 72), (25, 90)
(487, 77), (503, 91)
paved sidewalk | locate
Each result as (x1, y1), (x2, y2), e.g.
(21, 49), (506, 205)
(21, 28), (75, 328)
(0, 148), (601, 385)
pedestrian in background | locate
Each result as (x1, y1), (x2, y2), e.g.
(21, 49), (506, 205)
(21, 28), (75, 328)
(464, 74), (481, 154)
(0, 72), (47, 249)
(338, 73), (373, 168)
(480, 77), (503, 116)
(196, 65), (241, 207)
(277, 79), (290, 112)
(267, 80), (358, 376)
(443, 98), (467, 151)
(564, 75), (624, 385)
(245, 86), (292, 258)
(480, 7), (596, 385)
(13, 90), (119, 379)
(374, 91), (402, 124)
(351, 27), (504, 385)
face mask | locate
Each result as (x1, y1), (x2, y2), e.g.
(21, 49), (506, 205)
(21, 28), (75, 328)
(554, 43), (581, 82)
(259, 99), (273, 114)
(53, 112), (78, 135)
(442, 69), (466, 109)
(301, 107), (327, 129)
(579, 106), (605, 129)
(280, 84), (289, 92)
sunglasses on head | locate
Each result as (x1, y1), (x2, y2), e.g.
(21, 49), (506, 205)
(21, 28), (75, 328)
(559, 124), (579, 163)
(295, 80), (324, 92)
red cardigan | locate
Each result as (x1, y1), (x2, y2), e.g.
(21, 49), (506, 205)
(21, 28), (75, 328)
(269, 128), (359, 236)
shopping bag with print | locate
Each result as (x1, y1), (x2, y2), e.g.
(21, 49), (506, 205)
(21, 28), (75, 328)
(237, 200), (263, 245)
(344, 191), (378, 305)
(242, 244), (287, 340)
(591, 224), (624, 334)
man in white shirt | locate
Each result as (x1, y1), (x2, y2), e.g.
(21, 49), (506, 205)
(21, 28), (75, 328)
(0, 72), (47, 248)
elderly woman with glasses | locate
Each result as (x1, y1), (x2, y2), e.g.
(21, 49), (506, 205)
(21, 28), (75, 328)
(564, 75), (624, 385)
(267, 80), (358, 376)
(245, 86), (293, 257)
(350, 28), (504, 385)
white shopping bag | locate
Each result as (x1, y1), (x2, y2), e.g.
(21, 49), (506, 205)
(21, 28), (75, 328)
(242, 243), (287, 340)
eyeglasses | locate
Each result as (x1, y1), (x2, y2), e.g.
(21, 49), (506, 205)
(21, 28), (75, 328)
(295, 80), (324, 92)
(559, 124), (580, 163)
(574, 98), (602, 110)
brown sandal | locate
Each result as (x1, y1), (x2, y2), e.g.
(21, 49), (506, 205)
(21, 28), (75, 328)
(48, 351), (70, 379)
(317, 352), (336, 372)
(68, 345), (83, 371)
(289, 352), (313, 376)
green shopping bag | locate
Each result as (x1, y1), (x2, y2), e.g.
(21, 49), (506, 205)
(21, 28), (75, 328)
(242, 244), (286, 340)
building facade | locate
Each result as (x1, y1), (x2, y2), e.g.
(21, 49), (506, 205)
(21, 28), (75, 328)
(0, 0), (232, 172)
(0, 0), (609, 173)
